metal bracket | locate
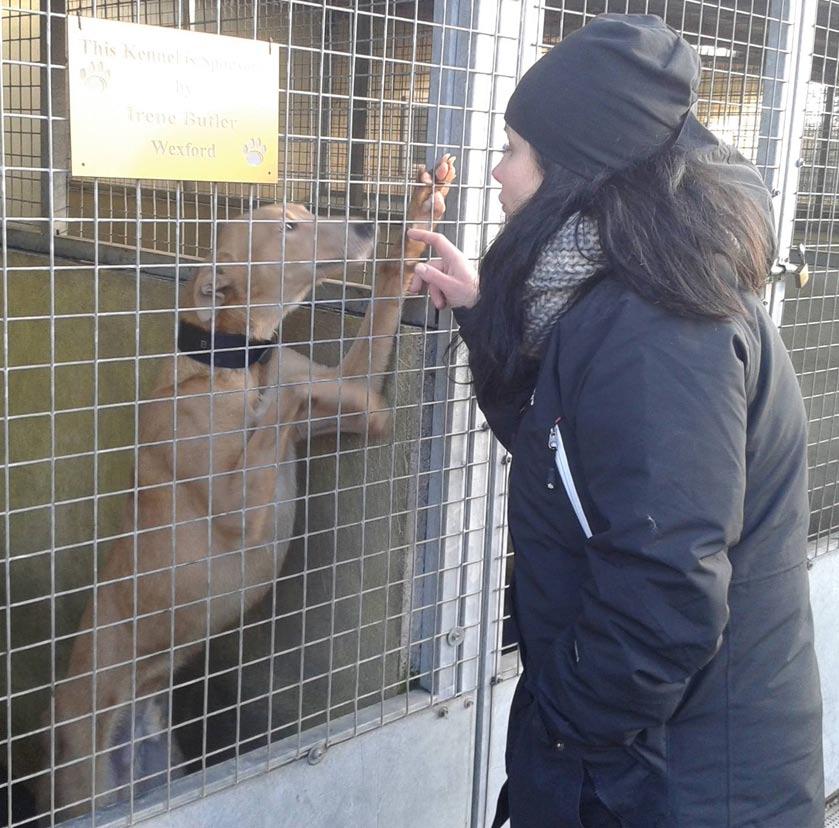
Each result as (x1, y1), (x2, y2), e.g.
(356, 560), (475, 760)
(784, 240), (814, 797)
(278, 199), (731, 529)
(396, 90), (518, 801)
(769, 243), (810, 289)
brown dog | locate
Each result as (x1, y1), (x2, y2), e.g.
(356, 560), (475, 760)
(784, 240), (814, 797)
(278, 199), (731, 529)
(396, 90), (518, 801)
(42, 155), (456, 820)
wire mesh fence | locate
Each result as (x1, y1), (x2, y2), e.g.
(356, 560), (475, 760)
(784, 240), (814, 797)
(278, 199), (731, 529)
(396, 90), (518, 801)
(56, 0), (437, 261)
(0, 0), (510, 823)
(0, 0), (837, 826)
(784, 0), (839, 558)
(2, 0), (40, 220)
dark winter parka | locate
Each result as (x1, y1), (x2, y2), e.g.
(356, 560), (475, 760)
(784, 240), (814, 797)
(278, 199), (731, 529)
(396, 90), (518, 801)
(455, 151), (824, 827)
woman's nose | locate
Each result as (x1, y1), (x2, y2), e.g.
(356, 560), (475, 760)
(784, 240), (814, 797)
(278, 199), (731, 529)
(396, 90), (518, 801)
(491, 163), (501, 183)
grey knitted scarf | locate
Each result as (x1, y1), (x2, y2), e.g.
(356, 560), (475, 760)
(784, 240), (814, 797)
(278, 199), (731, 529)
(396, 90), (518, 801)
(521, 213), (603, 357)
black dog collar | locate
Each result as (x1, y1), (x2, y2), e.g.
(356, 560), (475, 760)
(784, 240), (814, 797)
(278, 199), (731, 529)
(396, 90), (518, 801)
(177, 320), (273, 369)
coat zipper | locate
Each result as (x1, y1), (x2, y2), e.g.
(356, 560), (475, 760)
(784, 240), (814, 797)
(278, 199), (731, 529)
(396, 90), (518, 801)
(550, 422), (593, 539)
(546, 426), (558, 489)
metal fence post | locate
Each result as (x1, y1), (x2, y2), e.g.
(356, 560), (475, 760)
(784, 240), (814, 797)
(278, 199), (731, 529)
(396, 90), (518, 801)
(467, 0), (542, 823)
(766, 0), (819, 326)
(39, 0), (68, 236)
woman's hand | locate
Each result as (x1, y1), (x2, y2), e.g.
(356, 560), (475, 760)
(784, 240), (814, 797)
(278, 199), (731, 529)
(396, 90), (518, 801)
(406, 228), (479, 311)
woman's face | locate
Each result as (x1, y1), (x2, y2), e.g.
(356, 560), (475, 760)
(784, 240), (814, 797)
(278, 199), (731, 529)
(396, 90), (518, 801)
(492, 126), (544, 214)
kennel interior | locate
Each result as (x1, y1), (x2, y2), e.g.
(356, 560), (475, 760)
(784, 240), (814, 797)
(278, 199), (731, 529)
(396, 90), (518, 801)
(1, 0), (507, 822)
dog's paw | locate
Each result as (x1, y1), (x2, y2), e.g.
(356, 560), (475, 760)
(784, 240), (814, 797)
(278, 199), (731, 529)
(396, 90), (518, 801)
(410, 153), (457, 223)
(99, 696), (184, 802)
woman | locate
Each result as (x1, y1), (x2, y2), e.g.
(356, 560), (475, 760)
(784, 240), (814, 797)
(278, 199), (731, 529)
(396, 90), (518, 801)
(409, 14), (823, 828)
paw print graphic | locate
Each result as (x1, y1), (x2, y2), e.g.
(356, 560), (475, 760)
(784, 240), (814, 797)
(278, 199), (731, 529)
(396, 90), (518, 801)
(243, 138), (267, 166)
(79, 61), (111, 93)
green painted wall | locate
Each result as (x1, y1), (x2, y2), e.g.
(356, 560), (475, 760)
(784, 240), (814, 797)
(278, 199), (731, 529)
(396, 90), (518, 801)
(1, 249), (424, 794)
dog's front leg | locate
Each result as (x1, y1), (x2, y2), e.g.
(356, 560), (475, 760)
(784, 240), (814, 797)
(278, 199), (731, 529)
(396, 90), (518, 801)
(302, 376), (391, 438)
(331, 155), (457, 393)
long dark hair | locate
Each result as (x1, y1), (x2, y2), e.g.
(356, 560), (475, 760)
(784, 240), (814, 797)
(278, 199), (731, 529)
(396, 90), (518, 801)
(467, 145), (776, 399)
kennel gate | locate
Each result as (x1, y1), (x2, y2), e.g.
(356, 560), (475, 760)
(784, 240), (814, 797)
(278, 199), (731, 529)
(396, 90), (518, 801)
(2, 0), (839, 826)
(1, 0), (521, 822)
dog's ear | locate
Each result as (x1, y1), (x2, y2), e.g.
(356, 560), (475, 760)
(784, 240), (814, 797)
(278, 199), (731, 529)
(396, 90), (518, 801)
(192, 259), (233, 322)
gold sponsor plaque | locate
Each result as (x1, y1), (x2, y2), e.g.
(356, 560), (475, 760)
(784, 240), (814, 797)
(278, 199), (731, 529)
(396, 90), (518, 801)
(68, 17), (279, 183)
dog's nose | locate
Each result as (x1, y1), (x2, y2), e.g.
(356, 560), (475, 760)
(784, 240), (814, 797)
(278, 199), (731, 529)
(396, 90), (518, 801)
(357, 222), (376, 239)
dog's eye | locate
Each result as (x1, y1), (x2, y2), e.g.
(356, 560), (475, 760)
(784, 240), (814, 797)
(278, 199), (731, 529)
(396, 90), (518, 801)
(284, 222), (297, 232)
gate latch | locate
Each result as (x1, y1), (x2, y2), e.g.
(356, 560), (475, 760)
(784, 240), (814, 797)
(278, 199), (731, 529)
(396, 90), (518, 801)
(770, 243), (810, 289)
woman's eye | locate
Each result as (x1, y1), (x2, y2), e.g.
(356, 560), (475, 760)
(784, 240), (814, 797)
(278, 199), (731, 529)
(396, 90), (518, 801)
(500, 143), (510, 154)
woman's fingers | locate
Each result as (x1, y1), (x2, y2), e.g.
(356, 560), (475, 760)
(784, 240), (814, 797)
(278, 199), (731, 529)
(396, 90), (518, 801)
(411, 260), (477, 309)
(414, 261), (453, 292)
(406, 227), (439, 245)
(406, 228), (460, 260)
(407, 261), (445, 295)
(407, 268), (427, 295)
(428, 283), (448, 310)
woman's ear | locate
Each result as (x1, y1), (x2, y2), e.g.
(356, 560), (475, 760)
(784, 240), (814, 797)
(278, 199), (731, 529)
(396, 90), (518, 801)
(192, 258), (232, 322)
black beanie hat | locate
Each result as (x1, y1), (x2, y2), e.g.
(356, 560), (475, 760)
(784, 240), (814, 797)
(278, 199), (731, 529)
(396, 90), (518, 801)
(505, 14), (702, 179)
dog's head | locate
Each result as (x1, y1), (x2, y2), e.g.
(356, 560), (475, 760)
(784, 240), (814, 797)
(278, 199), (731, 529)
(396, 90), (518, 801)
(190, 203), (375, 339)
